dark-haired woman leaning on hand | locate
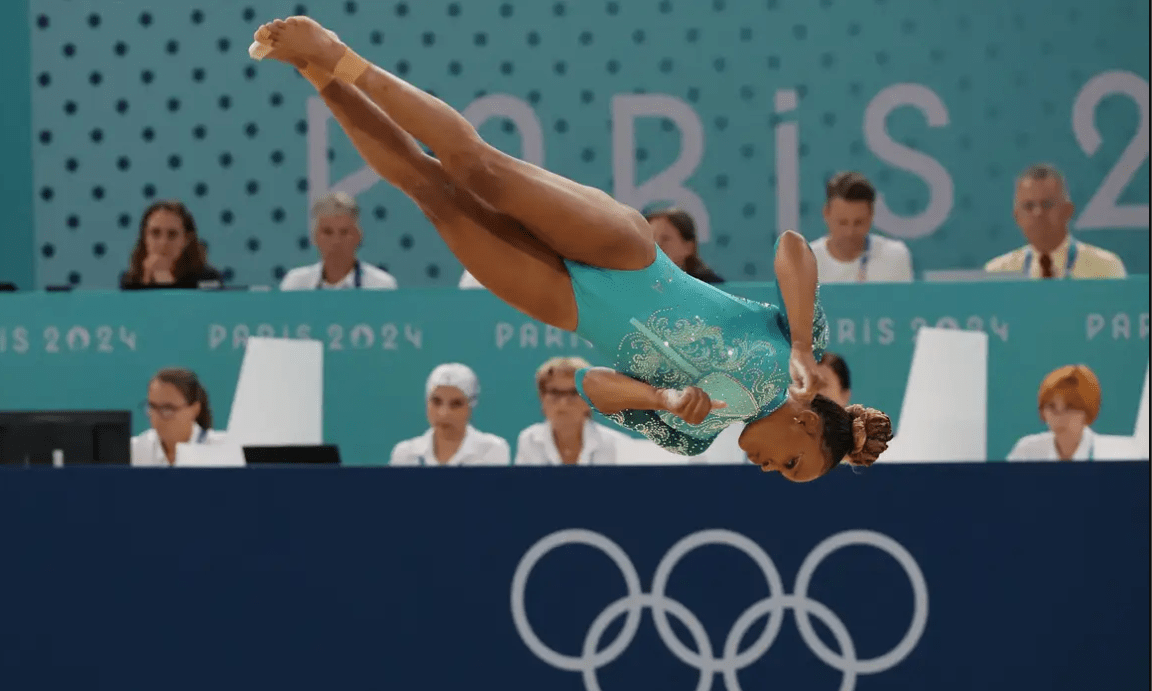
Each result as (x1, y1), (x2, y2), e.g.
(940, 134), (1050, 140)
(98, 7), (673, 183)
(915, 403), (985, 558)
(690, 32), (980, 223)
(120, 200), (223, 290)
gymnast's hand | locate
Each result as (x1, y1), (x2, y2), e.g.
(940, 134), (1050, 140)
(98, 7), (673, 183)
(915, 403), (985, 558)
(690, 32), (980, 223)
(788, 345), (824, 404)
(661, 387), (726, 426)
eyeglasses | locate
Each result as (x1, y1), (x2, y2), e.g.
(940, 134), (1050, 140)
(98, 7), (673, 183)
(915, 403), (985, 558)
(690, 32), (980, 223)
(141, 400), (188, 419)
(542, 388), (582, 401)
(1017, 200), (1059, 212)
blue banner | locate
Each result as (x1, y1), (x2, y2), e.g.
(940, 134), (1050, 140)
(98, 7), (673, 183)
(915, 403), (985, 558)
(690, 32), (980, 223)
(0, 463), (1147, 690)
(0, 278), (1148, 462)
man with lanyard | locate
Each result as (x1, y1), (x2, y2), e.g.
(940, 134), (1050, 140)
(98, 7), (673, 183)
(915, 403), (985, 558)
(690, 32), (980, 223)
(279, 191), (400, 290)
(808, 172), (914, 284)
(985, 164), (1127, 280)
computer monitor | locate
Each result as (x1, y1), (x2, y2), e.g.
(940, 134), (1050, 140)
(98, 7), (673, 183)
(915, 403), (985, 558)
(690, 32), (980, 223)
(242, 445), (342, 466)
(0, 410), (132, 466)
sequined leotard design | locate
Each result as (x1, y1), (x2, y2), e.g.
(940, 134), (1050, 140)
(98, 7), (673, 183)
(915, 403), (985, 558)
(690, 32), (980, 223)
(569, 246), (829, 456)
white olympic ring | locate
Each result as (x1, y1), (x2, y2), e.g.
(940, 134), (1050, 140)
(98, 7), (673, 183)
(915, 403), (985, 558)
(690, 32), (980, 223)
(510, 528), (929, 691)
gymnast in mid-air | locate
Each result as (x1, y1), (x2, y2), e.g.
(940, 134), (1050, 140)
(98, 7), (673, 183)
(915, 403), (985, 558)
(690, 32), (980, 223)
(250, 16), (892, 481)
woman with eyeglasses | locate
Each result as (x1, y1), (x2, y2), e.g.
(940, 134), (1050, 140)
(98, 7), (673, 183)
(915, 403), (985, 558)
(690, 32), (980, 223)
(514, 357), (632, 466)
(130, 368), (226, 467)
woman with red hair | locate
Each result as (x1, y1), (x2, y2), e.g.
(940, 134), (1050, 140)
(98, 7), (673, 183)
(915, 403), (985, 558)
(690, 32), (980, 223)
(1007, 365), (1103, 461)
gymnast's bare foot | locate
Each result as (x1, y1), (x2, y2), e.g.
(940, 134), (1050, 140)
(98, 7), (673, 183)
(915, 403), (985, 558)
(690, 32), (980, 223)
(264, 16), (347, 73)
(257, 41), (307, 70)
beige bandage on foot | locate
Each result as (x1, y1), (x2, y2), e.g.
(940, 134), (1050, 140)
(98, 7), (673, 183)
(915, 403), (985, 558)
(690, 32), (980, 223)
(333, 49), (370, 84)
(248, 26), (273, 60)
(300, 63), (334, 91)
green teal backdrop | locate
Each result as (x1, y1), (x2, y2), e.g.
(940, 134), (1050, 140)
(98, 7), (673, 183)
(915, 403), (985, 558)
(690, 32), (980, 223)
(24, 0), (1149, 289)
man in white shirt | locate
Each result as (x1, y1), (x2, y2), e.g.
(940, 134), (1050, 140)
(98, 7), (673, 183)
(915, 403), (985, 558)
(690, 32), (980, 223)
(808, 172), (914, 284)
(985, 164), (1126, 280)
(390, 363), (510, 466)
(280, 191), (399, 290)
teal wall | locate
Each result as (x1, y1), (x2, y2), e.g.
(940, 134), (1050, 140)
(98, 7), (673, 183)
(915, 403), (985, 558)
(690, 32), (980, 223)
(23, 0), (1150, 289)
(0, 1), (33, 289)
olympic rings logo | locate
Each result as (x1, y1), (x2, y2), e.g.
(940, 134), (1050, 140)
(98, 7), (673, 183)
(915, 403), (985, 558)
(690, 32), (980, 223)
(511, 528), (929, 691)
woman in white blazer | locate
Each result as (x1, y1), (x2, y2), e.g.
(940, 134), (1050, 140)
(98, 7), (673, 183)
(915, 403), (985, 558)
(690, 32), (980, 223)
(514, 356), (632, 466)
(1007, 364), (1102, 462)
(131, 368), (227, 467)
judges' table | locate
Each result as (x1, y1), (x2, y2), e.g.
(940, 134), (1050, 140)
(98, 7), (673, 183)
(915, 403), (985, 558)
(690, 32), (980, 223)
(0, 277), (1147, 463)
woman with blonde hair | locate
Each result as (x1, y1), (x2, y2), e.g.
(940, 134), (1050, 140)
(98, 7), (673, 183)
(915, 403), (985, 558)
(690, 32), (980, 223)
(1007, 365), (1103, 461)
(514, 357), (632, 466)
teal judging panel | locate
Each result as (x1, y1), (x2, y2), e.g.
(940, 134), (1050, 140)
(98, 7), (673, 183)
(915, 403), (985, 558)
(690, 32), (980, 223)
(0, 279), (1146, 463)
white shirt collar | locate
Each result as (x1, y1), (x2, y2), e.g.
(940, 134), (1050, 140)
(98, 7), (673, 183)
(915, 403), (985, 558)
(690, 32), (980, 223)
(144, 423), (207, 465)
(315, 261), (359, 289)
(1047, 427), (1096, 461)
(416, 425), (480, 466)
(537, 419), (610, 466)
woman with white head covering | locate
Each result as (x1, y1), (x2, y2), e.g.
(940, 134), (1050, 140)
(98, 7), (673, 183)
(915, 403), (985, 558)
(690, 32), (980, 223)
(389, 363), (511, 467)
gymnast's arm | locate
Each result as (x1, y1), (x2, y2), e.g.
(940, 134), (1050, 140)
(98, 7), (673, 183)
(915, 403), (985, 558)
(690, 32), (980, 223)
(576, 368), (725, 426)
(576, 368), (665, 414)
(773, 230), (820, 349)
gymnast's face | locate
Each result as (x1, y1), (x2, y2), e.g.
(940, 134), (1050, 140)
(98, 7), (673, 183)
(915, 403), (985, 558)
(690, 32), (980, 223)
(313, 213), (362, 265)
(427, 386), (472, 436)
(738, 399), (828, 483)
(823, 198), (873, 248)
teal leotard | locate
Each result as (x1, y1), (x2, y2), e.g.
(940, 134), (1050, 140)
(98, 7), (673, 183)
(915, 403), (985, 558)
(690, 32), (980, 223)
(569, 246), (829, 456)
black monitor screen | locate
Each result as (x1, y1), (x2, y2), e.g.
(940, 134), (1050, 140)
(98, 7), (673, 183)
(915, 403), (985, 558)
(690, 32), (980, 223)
(0, 410), (132, 466)
(243, 445), (342, 466)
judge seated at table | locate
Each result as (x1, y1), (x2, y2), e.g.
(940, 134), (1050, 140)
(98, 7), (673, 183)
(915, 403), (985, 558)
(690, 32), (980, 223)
(131, 368), (227, 467)
(1007, 364), (1103, 462)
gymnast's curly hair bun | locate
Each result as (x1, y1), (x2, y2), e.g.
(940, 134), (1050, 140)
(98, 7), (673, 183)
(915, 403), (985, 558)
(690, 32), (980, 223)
(845, 405), (893, 467)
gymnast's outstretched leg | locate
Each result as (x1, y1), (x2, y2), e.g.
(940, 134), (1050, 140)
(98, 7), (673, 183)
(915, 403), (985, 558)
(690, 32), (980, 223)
(267, 50), (577, 329)
(261, 17), (656, 273)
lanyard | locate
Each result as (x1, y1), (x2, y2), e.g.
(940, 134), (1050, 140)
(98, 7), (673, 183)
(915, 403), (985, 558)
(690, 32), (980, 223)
(315, 261), (362, 289)
(196, 427), (208, 444)
(856, 236), (872, 283)
(1023, 242), (1078, 279)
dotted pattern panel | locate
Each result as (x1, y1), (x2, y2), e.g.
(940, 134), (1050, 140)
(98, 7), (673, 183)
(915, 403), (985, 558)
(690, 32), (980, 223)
(31, 0), (1150, 288)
